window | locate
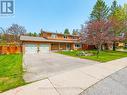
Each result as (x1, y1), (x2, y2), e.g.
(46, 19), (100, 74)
(51, 43), (57, 46)
(60, 43), (65, 45)
(64, 36), (67, 39)
(75, 44), (81, 48)
(51, 34), (57, 38)
(73, 36), (78, 39)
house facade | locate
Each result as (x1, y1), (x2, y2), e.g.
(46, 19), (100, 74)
(20, 32), (95, 54)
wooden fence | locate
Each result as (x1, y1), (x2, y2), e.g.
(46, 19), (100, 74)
(0, 45), (22, 54)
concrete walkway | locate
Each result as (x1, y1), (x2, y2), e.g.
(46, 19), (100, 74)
(1, 58), (127, 95)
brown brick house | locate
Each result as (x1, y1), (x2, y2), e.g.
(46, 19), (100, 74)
(20, 31), (94, 54)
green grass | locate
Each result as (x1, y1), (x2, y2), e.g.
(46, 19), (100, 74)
(58, 50), (127, 62)
(0, 54), (25, 92)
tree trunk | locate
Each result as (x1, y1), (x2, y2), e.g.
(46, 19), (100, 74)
(113, 41), (116, 51)
(97, 49), (99, 58)
(97, 44), (101, 58)
(101, 44), (104, 51)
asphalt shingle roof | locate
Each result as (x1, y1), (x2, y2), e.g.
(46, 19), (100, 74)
(20, 36), (79, 43)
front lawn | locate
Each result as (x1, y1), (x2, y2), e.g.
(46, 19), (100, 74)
(58, 50), (127, 62)
(0, 54), (25, 92)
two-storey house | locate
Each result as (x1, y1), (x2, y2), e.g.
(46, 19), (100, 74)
(20, 31), (93, 54)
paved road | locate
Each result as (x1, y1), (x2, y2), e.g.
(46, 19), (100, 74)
(23, 53), (99, 82)
(80, 67), (127, 95)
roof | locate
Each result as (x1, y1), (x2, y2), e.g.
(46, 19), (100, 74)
(20, 36), (46, 41)
(42, 31), (79, 37)
(20, 36), (80, 43)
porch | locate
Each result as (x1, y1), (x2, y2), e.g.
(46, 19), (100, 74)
(51, 43), (74, 51)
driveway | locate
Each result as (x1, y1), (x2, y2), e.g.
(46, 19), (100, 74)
(23, 53), (99, 82)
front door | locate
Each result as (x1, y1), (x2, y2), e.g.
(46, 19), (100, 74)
(66, 44), (71, 50)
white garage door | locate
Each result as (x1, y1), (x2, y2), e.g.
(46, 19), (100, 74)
(39, 44), (50, 53)
(25, 44), (37, 54)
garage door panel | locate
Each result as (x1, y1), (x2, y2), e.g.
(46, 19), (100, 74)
(25, 44), (37, 54)
(39, 44), (50, 53)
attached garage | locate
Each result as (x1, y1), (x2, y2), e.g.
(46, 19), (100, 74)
(24, 43), (50, 54)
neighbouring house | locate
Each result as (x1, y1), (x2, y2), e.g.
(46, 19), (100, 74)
(20, 31), (95, 54)
(116, 42), (124, 47)
(116, 42), (127, 49)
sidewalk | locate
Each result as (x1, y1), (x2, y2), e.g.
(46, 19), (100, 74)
(80, 66), (127, 95)
(1, 58), (127, 95)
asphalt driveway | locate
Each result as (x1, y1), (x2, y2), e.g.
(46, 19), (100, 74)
(23, 53), (99, 82)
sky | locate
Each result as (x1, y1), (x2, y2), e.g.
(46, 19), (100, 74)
(0, 0), (126, 33)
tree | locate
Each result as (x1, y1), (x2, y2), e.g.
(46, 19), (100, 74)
(27, 32), (38, 37)
(64, 28), (70, 35)
(90, 0), (109, 21)
(7, 24), (26, 35)
(0, 27), (6, 42)
(122, 4), (127, 43)
(109, 2), (127, 51)
(110, 0), (118, 16)
(72, 29), (79, 35)
(33, 32), (37, 37)
(81, 20), (113, 57)
(27, 32), (33, 36)
(6, 24), (27, 42)
(123, 4), (127, 32)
